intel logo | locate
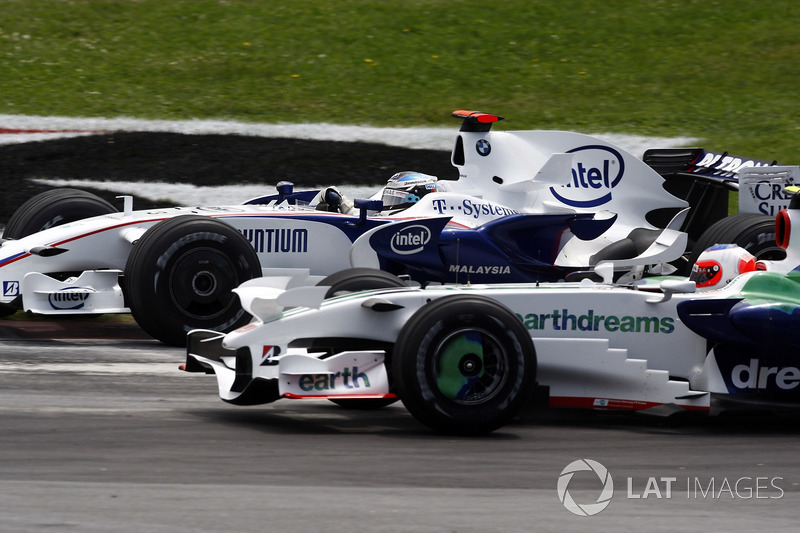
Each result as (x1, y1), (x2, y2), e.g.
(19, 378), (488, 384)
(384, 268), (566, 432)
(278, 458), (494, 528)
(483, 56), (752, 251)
(48, 288), (92, 310)
(550, 145), (625, 208)
(390, 225), (431, 255)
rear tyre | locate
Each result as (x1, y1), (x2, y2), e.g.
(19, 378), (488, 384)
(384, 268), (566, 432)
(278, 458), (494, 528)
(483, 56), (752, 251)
(317, 268), (406, 409)
(689, 213), (785, 272)
(393, 295), (536, 435)
(124, 215), (261, 346)
(4, 189), (117, 238)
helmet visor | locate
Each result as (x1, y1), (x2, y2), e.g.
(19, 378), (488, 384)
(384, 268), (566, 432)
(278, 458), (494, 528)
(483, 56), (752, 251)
(382, 187), (411, 207)
(689, 261), (721, 287)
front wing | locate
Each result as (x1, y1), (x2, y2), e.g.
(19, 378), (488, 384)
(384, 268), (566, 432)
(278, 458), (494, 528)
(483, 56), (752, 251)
(184, 329), (394, 406)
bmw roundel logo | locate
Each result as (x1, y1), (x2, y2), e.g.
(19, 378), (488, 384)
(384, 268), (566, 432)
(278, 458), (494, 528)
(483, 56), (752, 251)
(476, 139), (491, 156)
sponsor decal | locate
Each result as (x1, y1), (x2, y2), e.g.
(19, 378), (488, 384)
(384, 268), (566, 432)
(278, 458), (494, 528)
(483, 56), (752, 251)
(48, 287), (93, 310)
(550, 145), (625, 208)
(3, 281), (19, 298)
(730, 358), (800, 390)
(449, 264), (511, 275)
(240, 228), (308, 253)
(430, 198), (518, 219)
(694, 151), (774, 178)
(390, 225), (432, 255)
(297, 366), (371, 392)
(744, 180), (793, 215)
(260, 345), (280, 365)
(517, 308), (674, 334)
(475, 139), (491, 156)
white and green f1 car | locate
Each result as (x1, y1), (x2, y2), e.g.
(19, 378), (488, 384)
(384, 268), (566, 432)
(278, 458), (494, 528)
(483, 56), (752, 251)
(184, 177), (800, 434)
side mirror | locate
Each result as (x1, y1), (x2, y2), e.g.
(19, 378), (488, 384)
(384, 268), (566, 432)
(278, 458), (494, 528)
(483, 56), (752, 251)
(646, 279), (696, 304)
(276, 181), (294, 203)
(349, 199), (384, 226)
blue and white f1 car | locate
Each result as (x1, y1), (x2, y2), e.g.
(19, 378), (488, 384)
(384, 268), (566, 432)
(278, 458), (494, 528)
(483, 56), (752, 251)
(1, 111), (688, 345)
(184, 178), (800, 435)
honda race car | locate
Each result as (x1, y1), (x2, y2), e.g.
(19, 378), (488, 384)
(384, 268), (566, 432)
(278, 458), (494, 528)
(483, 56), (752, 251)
(183, 181), (800, 435)
(0, 111), (689, 345)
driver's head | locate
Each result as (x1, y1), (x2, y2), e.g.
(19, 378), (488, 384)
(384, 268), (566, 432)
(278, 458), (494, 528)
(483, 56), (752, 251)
(381, 171), (438, 211)
(690, 244), (757, 290)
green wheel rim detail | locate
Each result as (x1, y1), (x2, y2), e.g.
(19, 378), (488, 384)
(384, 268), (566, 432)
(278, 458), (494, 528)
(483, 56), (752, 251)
(436, 331), (486, 400)
(433, 328), (508, 405)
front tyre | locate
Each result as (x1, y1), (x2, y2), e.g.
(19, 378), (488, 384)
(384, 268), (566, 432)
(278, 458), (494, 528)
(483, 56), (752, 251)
(4, 188), (117, 238)
(124, 215), (262, 346)
(318, 267), (407, 298)
(393, 295), (536, 435)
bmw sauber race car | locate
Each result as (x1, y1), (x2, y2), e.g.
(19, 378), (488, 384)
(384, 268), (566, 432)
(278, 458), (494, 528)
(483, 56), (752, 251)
(0, 110), (690, 345)
(184, 181), (800, 435)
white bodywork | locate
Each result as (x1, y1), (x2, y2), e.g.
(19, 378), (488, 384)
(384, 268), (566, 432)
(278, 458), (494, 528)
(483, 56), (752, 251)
(188, 272), (718, 412)
(1, 124), (688, 316)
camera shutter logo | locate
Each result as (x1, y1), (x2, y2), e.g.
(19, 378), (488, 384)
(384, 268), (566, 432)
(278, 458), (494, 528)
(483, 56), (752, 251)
(557, 459), (614, 516)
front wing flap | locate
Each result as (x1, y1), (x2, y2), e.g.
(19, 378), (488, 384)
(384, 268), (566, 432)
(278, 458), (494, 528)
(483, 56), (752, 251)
(279, 351), (393, 399)
(22, 270), (128, 314)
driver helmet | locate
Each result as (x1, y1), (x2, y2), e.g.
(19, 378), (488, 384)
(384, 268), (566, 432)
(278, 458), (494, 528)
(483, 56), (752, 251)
(690, 244), (757, 290)
(381, 171), (438, 210)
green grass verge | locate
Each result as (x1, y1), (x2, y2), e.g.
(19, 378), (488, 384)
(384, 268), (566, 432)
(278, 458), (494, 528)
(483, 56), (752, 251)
(2, 0), (799, 161)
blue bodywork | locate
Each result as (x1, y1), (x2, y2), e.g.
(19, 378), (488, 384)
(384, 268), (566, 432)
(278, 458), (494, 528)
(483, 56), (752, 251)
(678, 272), (800, 399)
(363, 213), (614, 284)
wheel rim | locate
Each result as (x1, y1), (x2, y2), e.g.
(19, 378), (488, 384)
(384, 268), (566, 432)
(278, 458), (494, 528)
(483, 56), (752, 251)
(432, 328), (508, 404)
(167, 246), (240, 320)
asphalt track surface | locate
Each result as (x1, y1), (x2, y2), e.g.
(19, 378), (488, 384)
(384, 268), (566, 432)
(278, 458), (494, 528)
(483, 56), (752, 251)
(0, 319), (799, 532)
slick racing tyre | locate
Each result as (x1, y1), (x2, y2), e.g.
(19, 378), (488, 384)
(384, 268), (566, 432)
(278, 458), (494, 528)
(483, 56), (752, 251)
(4, 188), (117, 239)
(317, 268), (406, 409)
(318, 267), (407, 299)
(393, 295), (536, 435)
(690, 213), (785, 271)
(124, 215), (262, 346)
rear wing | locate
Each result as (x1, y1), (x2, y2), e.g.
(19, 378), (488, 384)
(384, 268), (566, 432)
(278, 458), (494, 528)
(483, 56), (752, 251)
(643, 148), (779, 244)
(643, 148), (777, 183)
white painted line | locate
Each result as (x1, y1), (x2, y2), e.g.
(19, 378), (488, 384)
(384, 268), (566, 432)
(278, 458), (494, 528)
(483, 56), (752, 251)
(0, 362), (181, 375)
(31, 178), (379, 206)
(0, 113), (698, 156)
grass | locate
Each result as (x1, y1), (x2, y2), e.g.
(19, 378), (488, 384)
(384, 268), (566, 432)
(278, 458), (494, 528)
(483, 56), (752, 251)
(1, 0), (799, 161)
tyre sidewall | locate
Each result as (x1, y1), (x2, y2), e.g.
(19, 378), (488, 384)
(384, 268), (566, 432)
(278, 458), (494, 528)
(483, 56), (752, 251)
(394, 296), (535, 434)
(690, 213), (784, 270)
(319, 267), (406, 298)
(125, 216), (261, 345)
(4, 189), (116, 238)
